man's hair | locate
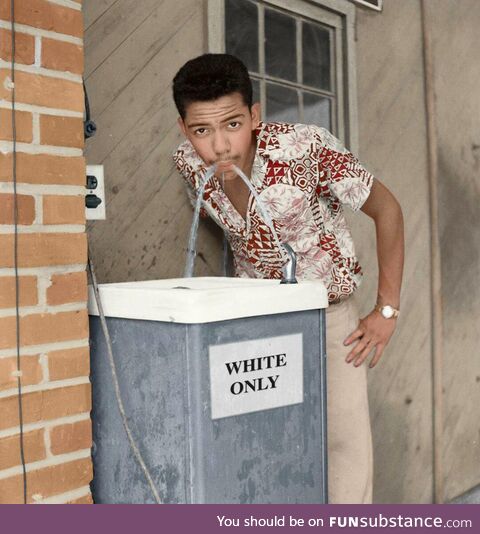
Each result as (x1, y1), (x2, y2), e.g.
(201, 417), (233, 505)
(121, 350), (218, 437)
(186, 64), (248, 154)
(172, 53), (253, 119)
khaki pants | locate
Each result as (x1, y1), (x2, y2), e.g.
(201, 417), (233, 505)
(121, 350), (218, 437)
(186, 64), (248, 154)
(325, 296), (373, 504)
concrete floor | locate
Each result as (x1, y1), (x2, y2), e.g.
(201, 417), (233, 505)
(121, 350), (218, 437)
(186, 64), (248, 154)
(449, 484), (480, 504)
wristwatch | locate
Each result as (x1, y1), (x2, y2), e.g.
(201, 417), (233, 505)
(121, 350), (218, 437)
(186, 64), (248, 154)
(375, 304), (400, 319)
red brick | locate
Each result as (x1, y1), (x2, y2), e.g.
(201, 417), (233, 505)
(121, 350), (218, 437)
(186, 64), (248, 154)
(0, 153), (85, 186)
(0, 355), (43, 391)
(0, 70), (83, 112)
(46, 271), (87, 306)
(67, 493), (93, 504)
(43, 195), (85, 225)
(41, 383), (92, 421)
(0, 232), (87, 269)
(0, 108), (33, 143)
(50, 419), (91, 455)
(0, 193), (35, 225)
(40, 115), (84, 149)
(41, 38), (83, 75)
(0, 309), (88, 351)
(0, 383), (91, 431)
(0, 275), (37, 308)
(48, 346), (89, 381)
(0, 28), (35, 65)
(0, 429), (46, 470)
(0, 458), (92, 504)
(0, 0), (83, 38)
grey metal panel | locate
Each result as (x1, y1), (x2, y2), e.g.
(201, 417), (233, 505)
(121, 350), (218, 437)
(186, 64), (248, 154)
(89, 316), (190, 504)
(89, 309), (327, 504)
(186, 309), (327, 504)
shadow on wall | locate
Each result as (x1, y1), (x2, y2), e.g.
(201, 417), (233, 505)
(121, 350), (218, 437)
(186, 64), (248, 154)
(372, 401), (409, 503)
(438, 151), (480, 316)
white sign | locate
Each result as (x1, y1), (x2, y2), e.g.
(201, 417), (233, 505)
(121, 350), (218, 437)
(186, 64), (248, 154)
(208, 333), (303, 420)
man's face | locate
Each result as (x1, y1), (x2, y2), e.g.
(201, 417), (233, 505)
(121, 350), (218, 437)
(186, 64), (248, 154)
(178, 92), (261, 181)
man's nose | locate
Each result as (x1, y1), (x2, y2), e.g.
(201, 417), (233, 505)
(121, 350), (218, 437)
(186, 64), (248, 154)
(212, 132), (229, 157)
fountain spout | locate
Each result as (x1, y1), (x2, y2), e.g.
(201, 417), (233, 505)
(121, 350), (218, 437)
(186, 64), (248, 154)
(280, 243), (298, 284)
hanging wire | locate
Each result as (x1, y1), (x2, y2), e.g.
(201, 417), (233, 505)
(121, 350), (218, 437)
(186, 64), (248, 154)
(87, 251), (162, 504)
(9, 0), (28, 504)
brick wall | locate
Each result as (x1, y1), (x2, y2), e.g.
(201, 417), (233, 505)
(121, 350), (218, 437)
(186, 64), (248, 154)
(0, 0), (92, 504)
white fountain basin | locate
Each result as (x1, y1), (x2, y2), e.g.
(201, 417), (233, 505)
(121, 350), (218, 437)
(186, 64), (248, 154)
(88, 276), (329, 324)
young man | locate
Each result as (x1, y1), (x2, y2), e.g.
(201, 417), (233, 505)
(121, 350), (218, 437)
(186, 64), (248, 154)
(171, 54), (404, 504)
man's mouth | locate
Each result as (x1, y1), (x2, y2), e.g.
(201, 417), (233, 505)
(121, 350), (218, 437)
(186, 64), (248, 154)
(214, 161), (239, 182)
(215, 158), (237, 167)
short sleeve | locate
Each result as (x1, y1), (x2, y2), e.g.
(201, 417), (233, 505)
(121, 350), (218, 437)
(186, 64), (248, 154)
(312, 126), (374, 212)
(172, 145), (209, 219)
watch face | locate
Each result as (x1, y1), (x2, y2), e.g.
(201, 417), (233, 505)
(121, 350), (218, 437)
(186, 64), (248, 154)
(382, 305), (394, 319)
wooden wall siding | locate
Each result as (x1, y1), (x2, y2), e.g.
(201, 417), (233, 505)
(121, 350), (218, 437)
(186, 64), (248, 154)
(353, 0), (433, 503)
(428, 0), (480, 501)
(84, 0), (223, 283)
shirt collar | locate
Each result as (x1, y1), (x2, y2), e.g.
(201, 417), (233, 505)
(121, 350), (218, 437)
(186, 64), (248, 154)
(254, 121), (281, 160)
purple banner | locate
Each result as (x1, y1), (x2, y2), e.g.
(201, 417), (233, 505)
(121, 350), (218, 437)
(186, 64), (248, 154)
(1, 504), (479, 533)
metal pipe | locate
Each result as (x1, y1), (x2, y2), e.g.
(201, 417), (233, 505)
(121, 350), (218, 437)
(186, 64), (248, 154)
(280, 243), (298, 284)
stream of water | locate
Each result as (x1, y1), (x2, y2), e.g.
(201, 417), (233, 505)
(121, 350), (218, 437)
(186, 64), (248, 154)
(183, 164), (287, 278)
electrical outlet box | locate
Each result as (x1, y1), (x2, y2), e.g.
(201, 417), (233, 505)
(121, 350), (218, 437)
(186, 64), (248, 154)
(86, 164), (106, 220)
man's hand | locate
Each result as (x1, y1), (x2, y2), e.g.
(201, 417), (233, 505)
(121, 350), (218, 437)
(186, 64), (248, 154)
(343, 310), (397, 368)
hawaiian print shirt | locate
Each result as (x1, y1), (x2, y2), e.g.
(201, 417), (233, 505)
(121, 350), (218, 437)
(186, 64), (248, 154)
(172, 121), (375, 303)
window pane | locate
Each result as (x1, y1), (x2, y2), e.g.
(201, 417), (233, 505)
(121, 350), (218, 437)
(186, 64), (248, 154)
(303, 92), (331, 130)
(302, 21), (331, 91)
(225, 0), (258, 73)
(265, 8), (296, 82)
(251, 78), (260, 104)
(266, 83), (299, 123)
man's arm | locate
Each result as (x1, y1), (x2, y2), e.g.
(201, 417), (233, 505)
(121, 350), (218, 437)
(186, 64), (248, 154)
(343, 178), (405, 368)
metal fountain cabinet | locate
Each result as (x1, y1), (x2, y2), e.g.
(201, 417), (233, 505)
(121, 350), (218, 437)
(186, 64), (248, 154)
(88, 276), (329, 503)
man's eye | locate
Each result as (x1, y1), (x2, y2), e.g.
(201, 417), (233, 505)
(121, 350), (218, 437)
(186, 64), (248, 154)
(229, 121), (240, 128)
(195, 128), (207, 135)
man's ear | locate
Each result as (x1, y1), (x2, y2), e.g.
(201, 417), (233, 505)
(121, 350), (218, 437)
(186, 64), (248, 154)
(177, 116), (187, 137)
(251, 102), (261, 129)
